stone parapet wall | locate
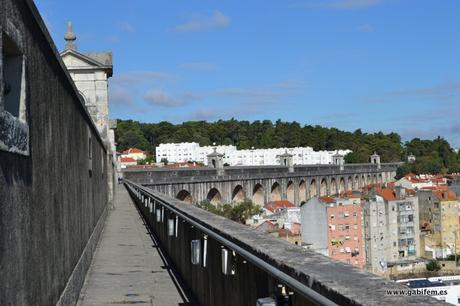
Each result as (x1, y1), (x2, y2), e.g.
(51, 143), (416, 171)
(0, 1), (111, 305)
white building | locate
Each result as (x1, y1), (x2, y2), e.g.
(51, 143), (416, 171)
(155, 142), (351, 166)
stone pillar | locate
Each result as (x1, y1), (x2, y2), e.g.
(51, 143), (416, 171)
(332, 152), (345, 171)
(370, 152), (381, 170)
(279, 150), (294, 173)
(294, 181), (300, 206)
(207, 148), (224, 175)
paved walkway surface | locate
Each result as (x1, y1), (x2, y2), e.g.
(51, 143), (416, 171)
(77, 185), (194, 306)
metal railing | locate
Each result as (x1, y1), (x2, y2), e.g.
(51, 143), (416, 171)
(125, 179), (338, 306)
(124, 179), (443, 306)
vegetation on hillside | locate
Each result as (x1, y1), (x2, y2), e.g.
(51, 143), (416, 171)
(115, 119), (460, 174)
(196, 199), (263, 224)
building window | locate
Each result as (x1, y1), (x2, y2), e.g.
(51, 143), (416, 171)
(0, 30), (29, 156)
(3, 33), (25, 118)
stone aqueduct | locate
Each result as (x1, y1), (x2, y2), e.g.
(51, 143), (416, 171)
(123, 163), (399, 207)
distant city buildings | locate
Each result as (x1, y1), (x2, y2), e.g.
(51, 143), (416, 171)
(395, 173), (447, 190)
(155, 142), (351, 166)
(119, 147), (146, 169)
(121, 148), (147, 161)
(250, 200), (302, 245)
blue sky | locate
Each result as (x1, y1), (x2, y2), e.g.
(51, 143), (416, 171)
(35, 0), (460, 147)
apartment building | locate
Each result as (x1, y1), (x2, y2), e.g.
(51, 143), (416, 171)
(155, 142), (351, 166)
(363, 186), (420, 274)
(326, 196), (365, 268)
(418, 188), (460, 258)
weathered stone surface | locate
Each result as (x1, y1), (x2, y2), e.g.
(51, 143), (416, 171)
(0, 1), (112, 305)
(0, 110), (29, 155)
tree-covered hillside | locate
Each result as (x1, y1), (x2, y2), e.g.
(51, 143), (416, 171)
(115, 119), (460, 174)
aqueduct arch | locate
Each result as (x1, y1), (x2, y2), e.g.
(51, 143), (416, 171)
(207, 188), (222, 205)
(271, 182), (282, 201)
(252, 183), (265, 206)
(176, 190), (192, 204)
(232, 185), (245, 204)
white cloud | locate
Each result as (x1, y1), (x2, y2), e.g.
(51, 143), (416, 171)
(111, 71), (173, 86)
(144, 89), (186, 107)
(120, 22), (135, 33)
(175, 11), (230, 32)
(109, 86), (134, 106)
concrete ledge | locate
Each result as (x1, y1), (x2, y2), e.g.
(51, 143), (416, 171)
(55, 205), (109, 306)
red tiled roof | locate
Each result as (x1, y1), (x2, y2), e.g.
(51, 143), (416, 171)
(120, 157), (136, 163)
(264, 200), (295, 213)
(319, 196), (335, 203)
(376, 188), (397, 201)
(277, 228), (296, 237)
(433, 190), (458, 201)
(166, 162), (200, 168)
(122, 148), (144, 154)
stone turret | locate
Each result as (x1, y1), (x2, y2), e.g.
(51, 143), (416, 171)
(64, 21), (77, 51)
(370, 152), (381, 169)
(207, 148), (224, 175)
(279, 150), (294, 173)
(407, 153), (416, 163)
(332, 152), (344, 171)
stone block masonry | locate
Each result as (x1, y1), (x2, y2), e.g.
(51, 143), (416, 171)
(0, 1), (113, 305)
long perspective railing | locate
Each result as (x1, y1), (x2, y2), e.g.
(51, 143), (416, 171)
(124, 180), (440, 306)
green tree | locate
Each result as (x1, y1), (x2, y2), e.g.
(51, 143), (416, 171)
(426, 260), (441, 272)
(115, 119), (460, 172)
(196, 199), (263, 224)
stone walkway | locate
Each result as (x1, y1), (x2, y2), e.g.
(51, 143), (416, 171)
(77, 184), (194, 306)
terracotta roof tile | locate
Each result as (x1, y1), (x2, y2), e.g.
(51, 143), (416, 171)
(264, 200), (295, 212)
(120, 157), (136, 163)
(122, 148), (144, 154)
